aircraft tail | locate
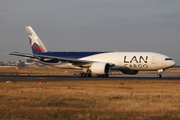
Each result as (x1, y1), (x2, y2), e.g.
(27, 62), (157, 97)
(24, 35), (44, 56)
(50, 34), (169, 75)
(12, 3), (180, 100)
(25, 26), (48, 54)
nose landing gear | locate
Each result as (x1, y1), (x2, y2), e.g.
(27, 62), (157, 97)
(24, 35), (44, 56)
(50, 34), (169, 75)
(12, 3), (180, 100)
(157, 69), (164, 78)
(157, 74), (162, 78)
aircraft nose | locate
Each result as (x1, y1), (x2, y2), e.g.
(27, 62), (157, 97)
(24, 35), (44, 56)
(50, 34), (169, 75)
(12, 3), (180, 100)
(170, 60), (176, 67)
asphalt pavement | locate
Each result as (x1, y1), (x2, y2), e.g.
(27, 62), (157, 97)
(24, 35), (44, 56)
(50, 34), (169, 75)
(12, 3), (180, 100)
(0, 73), (180, 82)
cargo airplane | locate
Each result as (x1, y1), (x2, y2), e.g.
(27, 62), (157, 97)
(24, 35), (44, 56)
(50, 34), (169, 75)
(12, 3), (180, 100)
(8, 26), (175, 78)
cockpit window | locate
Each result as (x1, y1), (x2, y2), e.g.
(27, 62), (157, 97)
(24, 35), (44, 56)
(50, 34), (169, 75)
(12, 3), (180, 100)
(165, 58), (172, 60)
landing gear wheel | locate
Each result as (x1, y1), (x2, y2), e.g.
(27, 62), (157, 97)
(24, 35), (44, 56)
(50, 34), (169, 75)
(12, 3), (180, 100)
(79, 73), (92, 77)
(88, 74), (92, 77)
(79, 73), (83, 77)
(96, 74), (109, 77)
(105, 74), (109, 77)
(96, 75), (100, 77)
(157, 74), (162, 78)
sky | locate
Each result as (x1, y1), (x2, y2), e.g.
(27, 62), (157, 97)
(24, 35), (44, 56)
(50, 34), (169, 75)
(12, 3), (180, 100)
(0, 0), (180, 64)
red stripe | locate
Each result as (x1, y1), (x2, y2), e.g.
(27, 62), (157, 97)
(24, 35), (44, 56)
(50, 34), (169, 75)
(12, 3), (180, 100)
(32, 47), (47, 52)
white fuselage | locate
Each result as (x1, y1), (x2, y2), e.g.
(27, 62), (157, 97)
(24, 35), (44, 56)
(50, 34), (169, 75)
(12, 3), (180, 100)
(32, 52), (175, 71)
(80, 52), (175, 70)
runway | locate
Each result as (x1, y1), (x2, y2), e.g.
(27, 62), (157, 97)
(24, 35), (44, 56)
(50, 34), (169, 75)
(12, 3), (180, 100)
(0, 73), (180, 82)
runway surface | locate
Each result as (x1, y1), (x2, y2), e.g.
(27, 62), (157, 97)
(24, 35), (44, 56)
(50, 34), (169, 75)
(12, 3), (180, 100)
(0, 73), (180, 82)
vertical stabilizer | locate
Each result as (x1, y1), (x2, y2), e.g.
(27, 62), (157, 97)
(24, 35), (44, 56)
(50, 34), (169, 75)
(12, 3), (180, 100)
(25, 26), (48, 54)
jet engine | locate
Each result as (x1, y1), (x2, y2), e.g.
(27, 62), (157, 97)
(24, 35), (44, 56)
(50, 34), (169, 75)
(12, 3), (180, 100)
(90, 62), (110, 74)
(121, 70), (139, 75)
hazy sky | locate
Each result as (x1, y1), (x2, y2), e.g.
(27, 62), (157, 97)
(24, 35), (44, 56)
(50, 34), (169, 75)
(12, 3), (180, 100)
(1, 0), (180, 64)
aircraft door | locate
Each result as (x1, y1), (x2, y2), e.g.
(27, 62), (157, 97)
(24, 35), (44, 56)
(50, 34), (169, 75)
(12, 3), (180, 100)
(151, 56), (156, 64)
(151, 56), (157, 69)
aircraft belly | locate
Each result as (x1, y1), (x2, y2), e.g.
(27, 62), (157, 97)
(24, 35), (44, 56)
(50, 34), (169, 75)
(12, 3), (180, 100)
(29, 58), (79, 69)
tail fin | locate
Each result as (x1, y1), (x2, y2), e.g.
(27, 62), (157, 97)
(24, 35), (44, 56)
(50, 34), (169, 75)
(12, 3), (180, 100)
(25, 26), (48, 54)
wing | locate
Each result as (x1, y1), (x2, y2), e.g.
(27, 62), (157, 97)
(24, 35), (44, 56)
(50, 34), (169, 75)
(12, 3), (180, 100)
(8, 52), (115, 68)
(7, 52), (115, 67)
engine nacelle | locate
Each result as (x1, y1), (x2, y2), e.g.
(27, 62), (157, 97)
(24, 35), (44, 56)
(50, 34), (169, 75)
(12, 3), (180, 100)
(90, 62), (110, 74)
(121, 70), (139, 75)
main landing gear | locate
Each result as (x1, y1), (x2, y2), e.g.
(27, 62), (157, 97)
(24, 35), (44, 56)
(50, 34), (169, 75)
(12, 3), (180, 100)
(96, 74), (109, 77)
(78, 73), (109, 77)
(79, 73), (92, 77)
